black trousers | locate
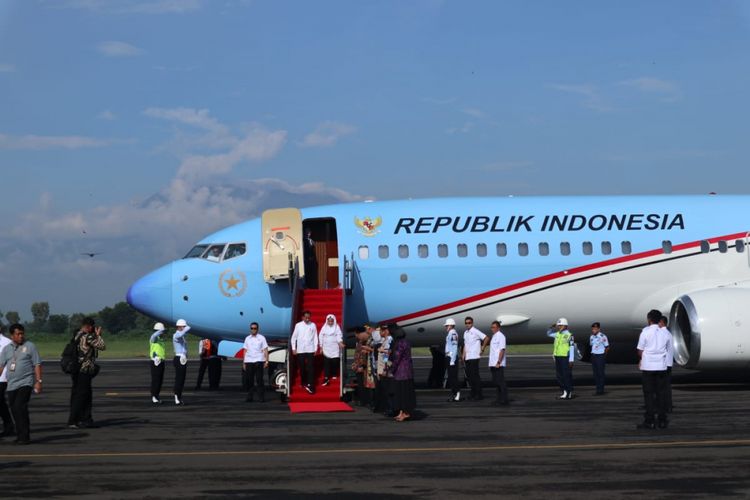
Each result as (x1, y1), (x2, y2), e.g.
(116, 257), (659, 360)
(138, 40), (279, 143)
(554, 356), (573, 393)
(244, 362), (265, 401)
(665, 366), (673, 411)
(490, 367), (509, 404)
(355, 372), (372, 406)
(445, 357), (460, 396)
(69, 372), (93, 425)
(7, 386), (32, 442)
(297, 353), (315, 388)
(465, 359), (483, 399)
(323, 356), (339, 379)
(591, 354), (606, 394)
(0, 381), (13, 431)
(173, 357), (187, 398)
(208, 358), (222, 389)
(150, 361), (165, 398)
(195, 358), (209, 389)
(642, 370), (668, 423)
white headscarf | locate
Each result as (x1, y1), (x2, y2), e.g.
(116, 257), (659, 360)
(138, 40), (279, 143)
(319, 314), (343, 358)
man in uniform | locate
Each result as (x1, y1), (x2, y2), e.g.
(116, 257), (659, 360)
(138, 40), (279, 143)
(291, 310), (318, 394)
(242, 322), (269, 402)
(589, 322), (609, 395)
(488, 320), (509, 406)
(444, 318), (461, 402)
(548, 318), (575, 399)
(68, 317), (105, 428)
(0, 324), (42, 444)
(149, 322), (167, 404)
(0, 324), (15, 437)
(173, 319), (191, 405)
(462, 316), (489, 401)
(637, 309), (671, 429)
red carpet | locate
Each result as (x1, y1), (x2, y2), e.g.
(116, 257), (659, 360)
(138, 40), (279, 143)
(288, 401), (354, 413)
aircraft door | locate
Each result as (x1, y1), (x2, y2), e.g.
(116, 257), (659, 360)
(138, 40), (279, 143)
(261, 208), (304, 283)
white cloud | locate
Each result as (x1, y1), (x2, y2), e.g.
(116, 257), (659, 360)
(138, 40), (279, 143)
(445, 122), (474, 135)
(0, 133), (114, 150)
(547, 83), (613, 112)
(619, 77), (682, 102)
(144, 107), (227, 134)
(97, 41), (143, 57)
(59, 0), (202, 14)
(0, 63), (15, 73)
(97, 110), (117, 120)
(301, 121), (357, 148)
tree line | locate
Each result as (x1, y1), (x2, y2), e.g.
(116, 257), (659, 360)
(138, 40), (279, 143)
(0, 302), (156, 336)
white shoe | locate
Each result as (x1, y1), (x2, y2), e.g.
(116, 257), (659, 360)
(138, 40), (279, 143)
(454, 391), (461, 402)
(151, 396), (161, 404)
(174, 395), (183, 405)
(559, 391), (568, 399)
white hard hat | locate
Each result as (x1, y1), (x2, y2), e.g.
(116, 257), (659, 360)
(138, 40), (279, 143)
(444, 318), (456, 326)
(153, 322), (165, 331)
(556, 318), (569, 327)
(176, 319), (187, 327)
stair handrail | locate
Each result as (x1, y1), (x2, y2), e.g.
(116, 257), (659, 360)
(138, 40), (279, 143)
(287, 256), (302, 399)
(343, 252), (354, 295)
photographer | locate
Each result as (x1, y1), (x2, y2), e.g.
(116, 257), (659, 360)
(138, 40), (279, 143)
(68, 317), (105, 429)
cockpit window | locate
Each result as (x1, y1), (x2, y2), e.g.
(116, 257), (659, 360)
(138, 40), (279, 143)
(225, 243), (246, 260)
(184, 245), (208, 259)
(203, 244), (226, 262)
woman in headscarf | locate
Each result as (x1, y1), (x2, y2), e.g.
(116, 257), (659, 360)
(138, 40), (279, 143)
(389, 326), (416, 421)
(319, 314), (344, 386)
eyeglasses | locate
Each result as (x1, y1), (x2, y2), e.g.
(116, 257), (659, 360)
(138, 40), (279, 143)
(464, 322), (472, 325)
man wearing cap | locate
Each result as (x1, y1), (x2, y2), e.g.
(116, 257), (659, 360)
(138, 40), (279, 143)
(462, 316), (489, 401)
(444, 318), (461, 402)
(589, 322), (609, 395)
(173, 319), (191, 405)
(489, 321), (509, 406)
(547, 318), (575, 399)
(149, 322), (167, 404)
(242, 322), (269, 402)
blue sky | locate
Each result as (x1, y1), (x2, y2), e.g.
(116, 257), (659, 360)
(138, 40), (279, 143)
(1, 0), (749, 316)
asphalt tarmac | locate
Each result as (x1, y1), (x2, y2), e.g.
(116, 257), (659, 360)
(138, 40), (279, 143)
(1, 357), (750, 499)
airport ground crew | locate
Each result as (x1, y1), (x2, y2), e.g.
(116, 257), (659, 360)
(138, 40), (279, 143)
(242, 322), (268, 402)
(291, 310), (318, 394)
(489, 321), (509, 405)
(149, 322), (166, 404)
(444, 318), (461, 402)
(589, 322), (609, 395)
(548, 318), (575, 399)
(659, 315), (674, 412)
(637, 310), (671, 429)
(172, 319), (191, 405)
(462, 316), (489, 401)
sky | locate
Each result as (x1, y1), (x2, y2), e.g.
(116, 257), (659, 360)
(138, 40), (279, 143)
(1, 0), (750, 317)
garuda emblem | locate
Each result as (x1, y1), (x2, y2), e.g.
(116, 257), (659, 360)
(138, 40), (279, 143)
(354, 216), (382, 237)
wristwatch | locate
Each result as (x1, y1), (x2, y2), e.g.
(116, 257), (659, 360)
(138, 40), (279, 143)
(36, 379), (42, 383)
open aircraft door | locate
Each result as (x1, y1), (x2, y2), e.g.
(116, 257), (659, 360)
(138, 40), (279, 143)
(261, 208), (304, 283)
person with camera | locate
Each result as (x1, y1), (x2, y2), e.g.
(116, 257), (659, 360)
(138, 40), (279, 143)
(68, 317), (105, 429)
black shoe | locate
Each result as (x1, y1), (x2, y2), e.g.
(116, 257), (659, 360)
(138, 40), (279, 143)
(636, 422), (656, 429)
(304, 385), (315, 395)
(657, 420), (669, 429)
(0, 428), (15, 437)
(78, 421), (99, 429)
(322, 378), (330, 386)
(245, 397), (254, 403)
(68, 424), (80, 429)
(13, 439), (30, 445)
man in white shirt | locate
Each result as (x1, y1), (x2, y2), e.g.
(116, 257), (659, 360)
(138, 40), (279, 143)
(637, 309), (671, 429)
(488, 321), (509, 406)
(462, 316), (489, 401)
(291, 310), (318, 394)
(0, 325), (14, 436)
(242, 322), (269, 402)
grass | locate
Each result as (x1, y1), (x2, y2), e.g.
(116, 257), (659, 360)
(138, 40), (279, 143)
(26, 332), (553, 360)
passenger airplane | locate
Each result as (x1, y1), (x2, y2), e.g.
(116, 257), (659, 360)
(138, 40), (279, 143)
(127, 195), (750, 374)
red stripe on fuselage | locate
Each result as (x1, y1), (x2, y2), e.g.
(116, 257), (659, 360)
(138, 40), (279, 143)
(383, 231), (748, 324)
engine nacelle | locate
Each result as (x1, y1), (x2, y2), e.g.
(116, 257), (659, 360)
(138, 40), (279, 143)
(670, 288), (750, 370)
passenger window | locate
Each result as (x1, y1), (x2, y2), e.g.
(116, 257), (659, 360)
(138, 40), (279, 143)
(560, 242), (571, 256)
(225, 243), (246, 260)
(418, 244), (429, 258)
(438, 244), (448, 258)
(457, 244), (468, 258)
(518, 243), (529, 257)
(621, 241), (632, 255)
(476, 243), (487, 257)
(358, 245), (369, 260)
(539, 242), (549, 256)
(718, 240), (728, 253)
(601, 241), (611, 255)
(184, 244), (208, 259)
(662, 240), (673, 254)
(700, 240), (710, 253)
(736, 240), (745, 253)
(496, 243), (507, 257)
(582, 241), (593, 255)
(378, 245), (389, 259)
(398, 245), (409, 259)
(203, 244), (226, 262)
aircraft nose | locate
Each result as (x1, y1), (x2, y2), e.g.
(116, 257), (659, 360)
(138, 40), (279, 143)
(127, 263), (173, 320)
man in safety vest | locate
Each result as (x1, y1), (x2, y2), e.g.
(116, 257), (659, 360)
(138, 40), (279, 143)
(149, 323), (167, 404)
(547, 318), (575, 399)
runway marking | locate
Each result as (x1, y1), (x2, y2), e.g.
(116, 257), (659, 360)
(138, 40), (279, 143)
(2, 438), (750, 459)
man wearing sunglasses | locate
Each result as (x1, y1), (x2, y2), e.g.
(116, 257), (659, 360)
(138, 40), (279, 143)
(462, 316), (489, 401)
(242, 322), (269, 403)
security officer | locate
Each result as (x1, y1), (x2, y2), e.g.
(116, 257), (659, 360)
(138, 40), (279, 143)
(242, 322), (269, 402)
(443, 318), (461, 402)
(547, 318), (575, 399)
(462, 316), (489, 401)
(488, 321), (509, 406)
(149, 322), (167, 404)
(589, 322), (609, 395)
(172, 319), (191, 405)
